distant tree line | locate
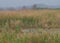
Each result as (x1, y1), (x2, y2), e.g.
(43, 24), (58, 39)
(0, 4), (60, 10)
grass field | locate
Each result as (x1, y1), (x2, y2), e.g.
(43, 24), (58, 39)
(0, 9), (60, 43)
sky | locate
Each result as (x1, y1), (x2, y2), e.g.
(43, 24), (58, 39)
(0, 0), (60, 8)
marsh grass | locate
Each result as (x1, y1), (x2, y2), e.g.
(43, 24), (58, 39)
(0, 10), (60, 43)
(0, 13), (60, 29)
(0, 30), (60, 43)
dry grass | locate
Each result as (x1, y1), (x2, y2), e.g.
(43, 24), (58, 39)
(0, 9), (60, 43)
(0, 9), (60, 29)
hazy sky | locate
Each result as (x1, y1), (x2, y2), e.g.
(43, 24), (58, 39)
(0, 0), (60, 8)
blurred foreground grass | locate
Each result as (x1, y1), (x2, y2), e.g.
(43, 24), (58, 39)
(0, 29), (60, 43)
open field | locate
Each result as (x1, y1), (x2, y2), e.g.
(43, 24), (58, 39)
(0, 9), (60, 43)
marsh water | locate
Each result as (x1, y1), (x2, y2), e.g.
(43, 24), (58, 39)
(22, 28), (60, 35)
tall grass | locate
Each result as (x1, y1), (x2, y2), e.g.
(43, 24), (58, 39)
(0, 13), (60, 29)
(0, 30), (60, 43)
(0, 10), (60, 43)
